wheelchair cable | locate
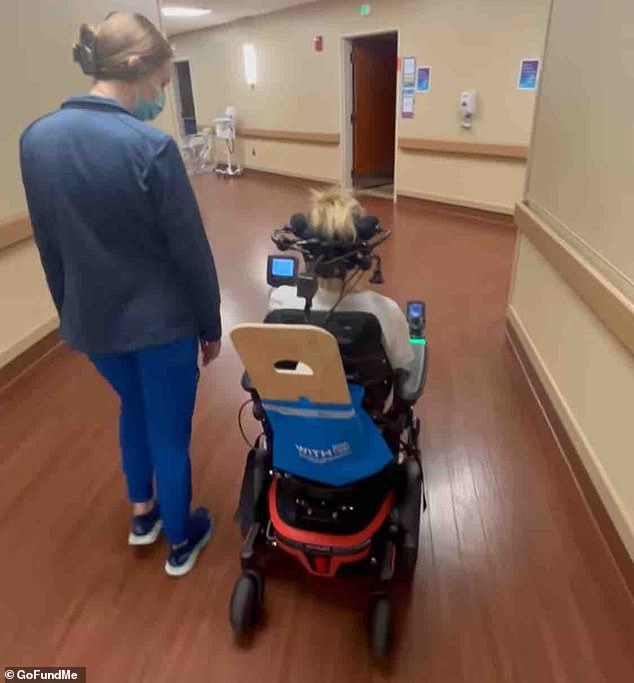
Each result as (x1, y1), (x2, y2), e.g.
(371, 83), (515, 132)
(238, 399), (256, 449)
(323, 267), (365, 325)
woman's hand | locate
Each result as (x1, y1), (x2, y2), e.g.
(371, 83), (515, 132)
(200, 339), (221, 366)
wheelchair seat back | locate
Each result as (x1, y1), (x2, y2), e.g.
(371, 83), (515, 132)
(264, 310), (393, 412)
(231, 322), (394, 487)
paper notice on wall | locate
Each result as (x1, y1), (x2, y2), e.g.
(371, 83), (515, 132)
(518, 58), (540, 90)
(416, 66), (431, 93)
(402, 56), (416, 88)
(401, 88), (415, 119)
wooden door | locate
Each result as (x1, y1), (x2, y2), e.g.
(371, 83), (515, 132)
(352, 35), (398, 180)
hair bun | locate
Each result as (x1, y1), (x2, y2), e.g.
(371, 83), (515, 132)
(72, 13), (173, 83)
(73, 23), (98, 76)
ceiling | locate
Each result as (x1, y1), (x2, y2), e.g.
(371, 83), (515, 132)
(161, 0), (319, 36)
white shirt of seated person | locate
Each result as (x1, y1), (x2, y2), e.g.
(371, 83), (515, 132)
(268, 285), (415, 372)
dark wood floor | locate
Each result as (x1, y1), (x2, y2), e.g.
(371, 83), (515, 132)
(1, 173), (632, 683)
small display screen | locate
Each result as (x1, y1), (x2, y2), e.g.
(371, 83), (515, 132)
(408, 302), (423, 318)
(271, 257), (296, 278)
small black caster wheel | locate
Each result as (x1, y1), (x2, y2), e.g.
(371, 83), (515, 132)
(229, 571), (264, 637)
(367, 593), (392, 658)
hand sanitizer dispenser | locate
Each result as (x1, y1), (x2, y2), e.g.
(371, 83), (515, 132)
(460, 90), (477, 129)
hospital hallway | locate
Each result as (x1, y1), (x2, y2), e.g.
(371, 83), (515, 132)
(1, 173), (632, 683)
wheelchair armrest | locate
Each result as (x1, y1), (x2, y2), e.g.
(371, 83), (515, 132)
(395, 342), (428, 405)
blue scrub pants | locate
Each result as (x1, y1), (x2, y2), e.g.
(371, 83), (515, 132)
(91, 336), (199, 545)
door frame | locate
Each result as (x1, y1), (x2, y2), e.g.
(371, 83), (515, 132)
(172, 57), (195, 137)
(340, 28), (400, 203)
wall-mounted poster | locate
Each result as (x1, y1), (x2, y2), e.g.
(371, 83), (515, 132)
(401, 87), (415, 119)
(416, 66), (431, 93)
(402, 56), (416, 88)
(518, 58), (540, 90)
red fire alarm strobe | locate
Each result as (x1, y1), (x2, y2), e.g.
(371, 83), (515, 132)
(314, 35), (323, 52)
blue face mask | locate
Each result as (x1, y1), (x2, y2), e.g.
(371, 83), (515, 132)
(132, 86), (165, 121)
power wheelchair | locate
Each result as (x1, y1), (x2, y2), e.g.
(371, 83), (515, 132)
(228, 212), (428, 657)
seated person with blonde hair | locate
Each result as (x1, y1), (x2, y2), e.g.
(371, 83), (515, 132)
(269, 187), (414, 371)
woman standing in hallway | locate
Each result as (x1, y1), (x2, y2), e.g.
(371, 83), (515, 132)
(19, 12), (221, 577)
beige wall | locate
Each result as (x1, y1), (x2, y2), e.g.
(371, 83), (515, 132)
(174, 0), (550, 212)
(510, 239), (634, 558)
(510, 0), (634, 557)
(525, 0), (634, 291)
(235, 138), (338, 183)
(0, 0), (177, 368)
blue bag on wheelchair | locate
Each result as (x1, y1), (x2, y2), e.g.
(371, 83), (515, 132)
(262, 384), (393, 487)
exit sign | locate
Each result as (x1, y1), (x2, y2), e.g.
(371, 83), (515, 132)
(360, 4), (371, 16)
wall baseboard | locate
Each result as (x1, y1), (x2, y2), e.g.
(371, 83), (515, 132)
(242, 164), (338, 186)
(397, 194), (515, 226)
(397, 189), (515, 217)
(0, 316), (59, 369)
(239, 167), (516, 220)
(0, 326), (62, 392)
(506, 308), (634, 599)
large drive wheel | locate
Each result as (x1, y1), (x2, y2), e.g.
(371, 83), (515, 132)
(236, 448), (268, 538)
(398, 459), (423, 578)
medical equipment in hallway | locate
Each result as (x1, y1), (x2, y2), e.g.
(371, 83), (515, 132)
(180, 127), (214, 175)
(213, 106), (242, 177)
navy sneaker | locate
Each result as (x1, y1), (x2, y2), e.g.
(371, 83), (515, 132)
(128, 503), (162, 546)
(165, 508), (214, 577)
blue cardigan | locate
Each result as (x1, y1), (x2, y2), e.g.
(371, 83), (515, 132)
(20, 96), (221, 355)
